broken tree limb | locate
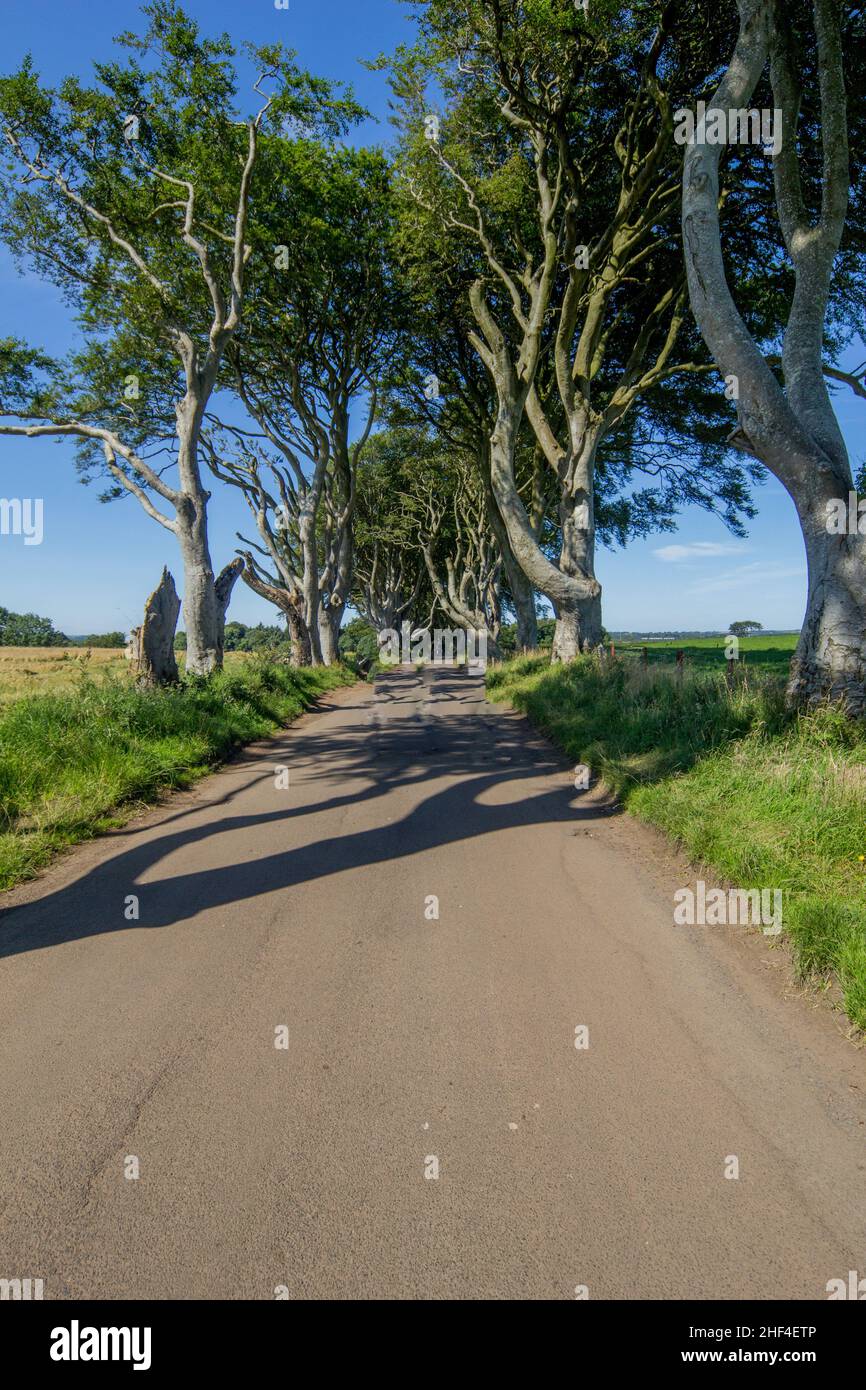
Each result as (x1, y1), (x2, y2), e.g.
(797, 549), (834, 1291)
(129, 567), (181, 686)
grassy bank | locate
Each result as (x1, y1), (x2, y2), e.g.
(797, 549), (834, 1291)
(0, 656), (353, 892)
(487, 650), (866, 1032)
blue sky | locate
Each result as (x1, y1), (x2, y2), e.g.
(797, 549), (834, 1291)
(0, 0), (862, 635)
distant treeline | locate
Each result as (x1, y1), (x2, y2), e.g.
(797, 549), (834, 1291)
(174, 622), (291, 653)
(0, 607), (126, 647)
(608, 630), (797, 642)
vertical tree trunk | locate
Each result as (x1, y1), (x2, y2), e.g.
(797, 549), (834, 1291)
(129, 567), (181, 686)
(488, 412), (600, 660)
(214, 557), (245, 667)
(551, 602), (603, 662)
(317, 602), (343, 666)
(510, 574), (538, 652)
(480, 450), (538, 650)
(175, 480), (223, 677)
(552, 480), (603, 659)
(286, 602), (313, 667)
(680, 0), (860, 709)
(787, 482), (866, 710)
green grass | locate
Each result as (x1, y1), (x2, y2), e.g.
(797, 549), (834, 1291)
(618, 632), (798, 675)
(487, 646), (866, 1033)
(0, 655), (354, 892)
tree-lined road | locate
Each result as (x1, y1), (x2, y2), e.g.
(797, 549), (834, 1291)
(0, 668), (863, 1299)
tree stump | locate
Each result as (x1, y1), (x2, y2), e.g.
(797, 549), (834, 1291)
(129, 568), (181, 686)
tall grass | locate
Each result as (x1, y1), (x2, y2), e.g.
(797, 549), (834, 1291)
(0, 656), (353, 891)
(487, 653), (866, 1032)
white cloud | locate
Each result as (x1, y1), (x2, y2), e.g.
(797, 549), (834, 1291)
(653, 541), (745, 563)
(689, 560), (806, 595)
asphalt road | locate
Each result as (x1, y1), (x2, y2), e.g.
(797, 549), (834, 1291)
(0, 666), (863, 1299)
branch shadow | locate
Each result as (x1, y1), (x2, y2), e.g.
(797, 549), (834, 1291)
(0, 668), (618, 959)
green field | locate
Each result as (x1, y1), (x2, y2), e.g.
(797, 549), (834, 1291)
(617, 632), (799, 674)
(488, 637), (866, 1034)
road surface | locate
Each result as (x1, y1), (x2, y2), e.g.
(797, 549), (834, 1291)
(0, 667), (863, 1299)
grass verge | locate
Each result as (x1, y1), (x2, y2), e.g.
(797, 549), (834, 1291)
(0, 655), (354, 892)
(487, 652), (866, 1033)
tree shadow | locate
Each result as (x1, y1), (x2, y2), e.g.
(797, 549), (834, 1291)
(0, 667), (618, 959)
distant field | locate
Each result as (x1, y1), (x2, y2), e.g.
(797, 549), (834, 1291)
(618, 632), (798, 676)
(0, 646), (248, 702)
(0, 646), (128, 702)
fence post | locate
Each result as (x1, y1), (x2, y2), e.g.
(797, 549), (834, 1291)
(642, 646), (648, 669)
(675, 649), (684, 687)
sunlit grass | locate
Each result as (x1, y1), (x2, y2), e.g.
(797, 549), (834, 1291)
(0, 645), (251, 703)
(0, 655), (353, 890)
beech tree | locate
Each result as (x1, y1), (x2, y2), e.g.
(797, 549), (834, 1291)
(0, 1), (358, 674)
(388, 0), (779, 659)
(385, 248), (543, 650)
(681, 0), (866, 710)
(352, 431), (428, 634)
(409, 451), (504, 655)
(205, 142), (399, 665)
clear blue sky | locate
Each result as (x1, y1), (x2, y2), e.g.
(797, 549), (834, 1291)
(0, 0), (862, 635)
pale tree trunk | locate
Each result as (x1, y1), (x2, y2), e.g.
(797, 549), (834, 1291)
(176, 413), (243, 677)
(129, 567), (180, 686)
(508, 562), (538, 652)
(176, 497), (219, 677)
(552, 455), (603, 659)
(317, 520), (353, 665)
(299, 511), (324, 666)
(681, 0), (863, 710)
(789, 477), (866, 706)
(317, 604), (342, 666)
(480, 448), (538, 650)
(488, 406), (600, 659)
(214, 557), (245, 667)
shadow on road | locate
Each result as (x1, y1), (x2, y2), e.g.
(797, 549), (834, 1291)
(0, 668), (619, 957)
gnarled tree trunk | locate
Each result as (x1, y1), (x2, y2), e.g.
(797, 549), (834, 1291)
(681, 0), (863, 710)
(488, 407), (600, 659)
(479, 446), (538, 651)
(787, 477), (866, 707)
(239, 554), (312, 666)
(129, 567), (181, 687)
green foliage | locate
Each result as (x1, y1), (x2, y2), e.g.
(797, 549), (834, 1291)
(385, 0), (770, 550)
(338, 617), (380, 666)
(0, 657), (354, 889)
(76, 631), (127, 648)
(0, 0), (365, 496)
(223, 621), (289, 652)
(0, 606), (68, 646)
